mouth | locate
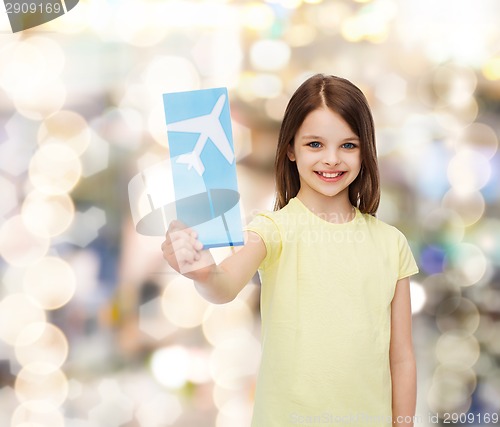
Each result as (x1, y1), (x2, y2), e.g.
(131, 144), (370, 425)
(315, 171), (345, 179)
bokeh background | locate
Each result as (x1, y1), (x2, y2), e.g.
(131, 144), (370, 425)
(1, 0), (500, 426)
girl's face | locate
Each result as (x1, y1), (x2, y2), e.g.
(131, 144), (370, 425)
(287, 107), (362, 205)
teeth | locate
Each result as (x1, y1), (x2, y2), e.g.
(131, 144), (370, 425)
(319, 172), (342, 178)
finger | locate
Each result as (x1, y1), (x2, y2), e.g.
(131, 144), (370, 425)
(177, 246), (198, 264)
(189, 234), (203, 251)
(167, 220), (194, 235)
(171, 235), (203, 260)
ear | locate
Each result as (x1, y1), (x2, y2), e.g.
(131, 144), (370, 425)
(287, 143), (296, 162)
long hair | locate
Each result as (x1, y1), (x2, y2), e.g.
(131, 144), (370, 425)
(273, 74), (380, 215)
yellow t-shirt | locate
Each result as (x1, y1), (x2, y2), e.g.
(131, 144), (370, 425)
(244, 197), (419, 427)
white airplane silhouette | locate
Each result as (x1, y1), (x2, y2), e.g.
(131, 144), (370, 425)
(167, 94), (234, 176)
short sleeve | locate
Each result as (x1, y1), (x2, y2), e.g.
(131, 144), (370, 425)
(243, 213), (282, 270)
(396, 230), (419, 280)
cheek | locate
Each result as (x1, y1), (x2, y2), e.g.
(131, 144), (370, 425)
(353, 156), (362, 172)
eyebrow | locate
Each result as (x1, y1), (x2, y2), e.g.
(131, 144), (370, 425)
(300, 135), (359, 141)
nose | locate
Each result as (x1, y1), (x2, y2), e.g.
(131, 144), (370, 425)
(323, 148), (341, 166)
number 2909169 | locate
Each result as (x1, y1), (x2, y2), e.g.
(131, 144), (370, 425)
(5, 2), (62, 14)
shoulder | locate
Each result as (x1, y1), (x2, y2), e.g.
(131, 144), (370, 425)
(243, 204), (296, 269)
(360, 212), (409, 243)
(246, 200), (296, 228)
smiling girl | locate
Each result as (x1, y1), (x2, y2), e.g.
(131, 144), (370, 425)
(162, 74), (419, 427)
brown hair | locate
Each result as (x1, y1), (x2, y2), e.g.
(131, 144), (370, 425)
(273, 74), (380, 215)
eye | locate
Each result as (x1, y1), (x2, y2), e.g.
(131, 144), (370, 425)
(342, 142), (357, 149)
(307, 141), (322, 148)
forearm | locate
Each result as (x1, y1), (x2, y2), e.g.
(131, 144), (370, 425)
(163, 227), (265, 305)
(193, 264), (242, 304)
(391, 356), (417, 426)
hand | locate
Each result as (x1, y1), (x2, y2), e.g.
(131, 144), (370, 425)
(161, 220), (216, 278)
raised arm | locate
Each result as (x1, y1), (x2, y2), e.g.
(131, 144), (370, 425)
(390, 276), (417, 426)
(161, 220), (266, 304)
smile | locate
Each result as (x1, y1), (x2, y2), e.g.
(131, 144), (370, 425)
(315, 171), (345, 178)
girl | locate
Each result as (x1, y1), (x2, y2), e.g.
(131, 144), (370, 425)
(162, 74), (418, 427)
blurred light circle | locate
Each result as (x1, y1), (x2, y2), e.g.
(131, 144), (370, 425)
(15, 322), (68, 370)
(441, 189), (485, 227)
(187, 348), (211, 384)
(404, 141), (449, 200)
(340, 16), (365, 42)
(444, 243), (488, 287)
(432, 65), (477, 107)
(340, 6), (391, 44)
(12, 401), (64, 427)
(434, 364), (477, 396)
(216, 395), (253, 427)
(202, 298), (254, 346)
(483, 323), (500, 356)
(375, 73), (407, 106)
(482, 56), (500, 81)
(0, 215), (49, 267)
(459, 122), (498, 159)
(468, 218), (500, 265)
(409, 281), (426, 314)
(241, 3), (275, 31)
(447, 148), (491, 195)
(23, 256), (76, 310)
(0, 294), (46, 345)
(250, 40), (291, 71)
(15, 364), (68, 409)
(475, 313), (494, 342)
(435, 331), (480, 369)
(421, 208), (464, 246)
(435, 297), (480, 335)
(14, 80), (67, 121)
(93, 107), (144, 151)
(376, 190), (399, 224)
(12, 423), (44, 427)
(0, 175), (17, 218)
(420, 245), (446, 275)
(436, 98), (478, 127)
(284, 24), (317, 47)
(427, 365), (475, 414)
(477, 371), (500, 409)
(427, 384), (471, 415)
(115, 2), (167, 47)
(236, 72), (258, 102)
(29, 143), (82, 195)
(38, 110), (91, 155)
(144, 56), (200, 96)
(161, 277), (210, 328)
(473, 351), (495, 377)
(431, 111), (463, 134)
(0, 41), (46, 95)
(475, 315), (500, 354)
(213, 384), (246, 412)
(421, 274), (462, 316)
(273, 0), (302, 9)
(135, 392), (183, 427)
(150, 345), (190, 389)
(147, 103), (170, 147)
(209, 332), (261, 389)
(265, 95), (288, 121)
(251, 74), (283, 99)
(28, 36), (65, 78)
(21, 192), (75, 238)
(309, 2), (348, 35)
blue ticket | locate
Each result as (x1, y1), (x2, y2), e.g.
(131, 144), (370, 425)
(163, 87), (244, 249)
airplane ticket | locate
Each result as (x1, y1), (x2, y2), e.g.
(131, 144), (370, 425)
(163, 87), (244, 249)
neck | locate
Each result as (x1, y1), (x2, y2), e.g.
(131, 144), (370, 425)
(296, 190), (355, 224)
